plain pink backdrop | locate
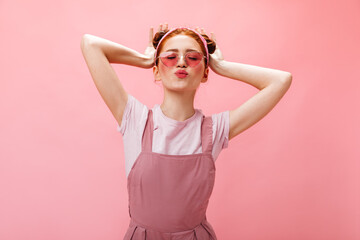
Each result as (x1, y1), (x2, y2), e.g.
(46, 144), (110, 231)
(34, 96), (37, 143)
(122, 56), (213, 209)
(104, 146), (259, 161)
(1, 0), (359, 239)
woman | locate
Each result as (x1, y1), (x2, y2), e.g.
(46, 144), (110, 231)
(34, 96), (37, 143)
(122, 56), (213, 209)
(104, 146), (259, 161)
(80, 23), (292, 240)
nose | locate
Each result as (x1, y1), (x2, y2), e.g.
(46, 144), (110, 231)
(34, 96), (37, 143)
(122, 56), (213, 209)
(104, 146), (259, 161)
(177, 55), (187, 67)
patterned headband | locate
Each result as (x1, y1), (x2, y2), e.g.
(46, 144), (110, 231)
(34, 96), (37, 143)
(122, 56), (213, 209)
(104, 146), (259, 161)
(154, 27), (209, 68)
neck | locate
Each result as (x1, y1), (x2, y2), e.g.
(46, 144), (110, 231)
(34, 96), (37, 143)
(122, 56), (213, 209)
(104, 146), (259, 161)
(160, 89), (196, 122)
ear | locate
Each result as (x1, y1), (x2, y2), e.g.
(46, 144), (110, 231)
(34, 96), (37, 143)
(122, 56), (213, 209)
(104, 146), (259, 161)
(201, 67), (209, 83)
(153, 65), (161, 81)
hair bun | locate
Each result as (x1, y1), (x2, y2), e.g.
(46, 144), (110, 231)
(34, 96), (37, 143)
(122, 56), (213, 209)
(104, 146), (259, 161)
(201, 34), (216, 55)
(153, 30), (169, 49)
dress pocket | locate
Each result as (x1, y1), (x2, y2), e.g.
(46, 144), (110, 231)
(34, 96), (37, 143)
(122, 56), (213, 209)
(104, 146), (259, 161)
(123, 225), (147, 240)
(192, 221), (217, 240)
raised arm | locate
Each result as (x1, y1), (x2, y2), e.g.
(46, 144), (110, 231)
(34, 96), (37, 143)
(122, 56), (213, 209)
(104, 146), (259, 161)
(214, 60), (292, 141)
(194, 27), (292, 141)
(80, 33), (154, 127)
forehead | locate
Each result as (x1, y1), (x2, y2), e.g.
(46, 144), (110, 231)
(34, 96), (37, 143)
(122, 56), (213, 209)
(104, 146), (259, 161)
(162, 34), (202, 52)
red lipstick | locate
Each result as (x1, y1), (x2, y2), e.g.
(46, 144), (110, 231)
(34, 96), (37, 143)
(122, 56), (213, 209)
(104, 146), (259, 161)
(175, 70), (188, 78)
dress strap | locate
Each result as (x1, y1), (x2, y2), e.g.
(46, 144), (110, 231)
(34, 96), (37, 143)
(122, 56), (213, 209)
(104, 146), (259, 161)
(141, 109), (213, 154)
(141, 109), (153, 152)
(201, 115), (213, 154)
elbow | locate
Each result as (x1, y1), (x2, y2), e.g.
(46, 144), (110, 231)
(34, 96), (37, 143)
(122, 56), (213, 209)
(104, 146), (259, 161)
(279, 72), (292, 91)
(80, 34), (88, 50)
(80, 34), (94, 50)
(281, 72), (292, 86)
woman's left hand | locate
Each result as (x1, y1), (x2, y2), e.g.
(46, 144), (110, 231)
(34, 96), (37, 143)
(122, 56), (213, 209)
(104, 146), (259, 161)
(195, 27), (224, 74)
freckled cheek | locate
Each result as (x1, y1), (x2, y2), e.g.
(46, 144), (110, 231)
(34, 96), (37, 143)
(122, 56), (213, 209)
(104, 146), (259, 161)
(159, 64), (172, 77)
(191, 64), (204, 75)
(159, 64), (166, 72)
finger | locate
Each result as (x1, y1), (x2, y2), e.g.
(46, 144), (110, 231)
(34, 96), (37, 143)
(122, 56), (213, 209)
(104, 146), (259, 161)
(160, 23), (165, 32)
(211, 32), (216, 42)
(195, 27), (203, 35)
(149, 26), (153, 46)
(164, 22), (168, 31)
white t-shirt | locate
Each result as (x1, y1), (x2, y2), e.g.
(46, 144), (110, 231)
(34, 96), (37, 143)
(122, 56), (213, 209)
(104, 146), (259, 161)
(117, 94), (230, 178)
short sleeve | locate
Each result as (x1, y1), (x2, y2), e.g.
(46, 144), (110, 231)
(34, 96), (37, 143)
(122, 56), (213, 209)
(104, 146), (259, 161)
(116, 94), (148, 136)
(211, 110), (230, 161)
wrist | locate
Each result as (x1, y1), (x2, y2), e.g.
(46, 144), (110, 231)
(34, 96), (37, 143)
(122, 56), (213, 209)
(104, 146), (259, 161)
(126, 52), (153, 68)
(213, 59), (226, 75)
(142, 55), (154, 69)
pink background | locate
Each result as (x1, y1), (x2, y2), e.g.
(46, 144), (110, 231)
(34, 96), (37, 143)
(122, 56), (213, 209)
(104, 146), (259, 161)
(1, 0), (359, 239)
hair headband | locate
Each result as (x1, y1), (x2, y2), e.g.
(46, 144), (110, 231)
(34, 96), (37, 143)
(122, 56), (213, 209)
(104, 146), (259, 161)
(154, 27), (209, 68)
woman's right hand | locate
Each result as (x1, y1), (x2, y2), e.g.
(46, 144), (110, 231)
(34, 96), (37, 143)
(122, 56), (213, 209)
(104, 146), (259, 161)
(143, 23), (169, 68)
(143, 26), (156, 68)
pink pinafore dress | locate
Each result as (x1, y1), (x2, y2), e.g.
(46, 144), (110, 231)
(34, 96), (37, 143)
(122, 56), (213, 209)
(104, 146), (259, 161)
(124, 109), (217, 240)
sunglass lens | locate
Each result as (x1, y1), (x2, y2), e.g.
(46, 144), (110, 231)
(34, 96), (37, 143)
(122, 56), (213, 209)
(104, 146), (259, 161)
(160, 52), (178, 67)
(159, 51), (203, 67)
(186, 52), (202, 67)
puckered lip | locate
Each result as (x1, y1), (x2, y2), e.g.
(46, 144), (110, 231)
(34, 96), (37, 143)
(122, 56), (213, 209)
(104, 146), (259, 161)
(175, 70), (188, 75)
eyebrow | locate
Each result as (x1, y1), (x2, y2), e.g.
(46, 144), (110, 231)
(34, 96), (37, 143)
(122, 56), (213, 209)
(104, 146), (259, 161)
(165, 48), (198, 52)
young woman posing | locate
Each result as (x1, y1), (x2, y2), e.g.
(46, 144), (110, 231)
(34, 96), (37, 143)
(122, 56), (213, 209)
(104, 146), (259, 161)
(81, 23), (292, 240)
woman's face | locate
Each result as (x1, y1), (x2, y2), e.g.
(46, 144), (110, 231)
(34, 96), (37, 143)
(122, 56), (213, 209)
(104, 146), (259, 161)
(153, 34), (209, 92)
